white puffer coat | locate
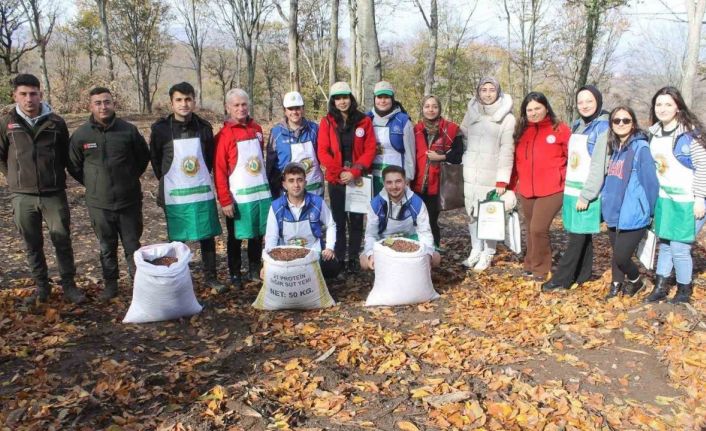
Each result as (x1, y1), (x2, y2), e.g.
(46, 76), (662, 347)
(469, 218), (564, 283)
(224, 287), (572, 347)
(460, 94), (516, 220)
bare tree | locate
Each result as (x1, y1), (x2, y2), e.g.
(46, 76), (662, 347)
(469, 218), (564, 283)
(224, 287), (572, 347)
(0, 0), (38, 74)
(274, 0), (300, 91)
(259, 23), (287, 119)
(356, 0), (381, 108)
(348, 0), (362, 100)
(205, 45), (241, 115)
(439, 3), (476, 119)
(566, 0), (627, 91)
(217, 0), (273, 103)
(413, 0), (438, 95)
(682, 0), (706, 106)
(503, 0), (546, 96)
(175, 0), (208, 105)
(111, 0), (171, 113)
(94, 0), (115, 82)
(20, 0), (57, 104)
(296, 0), (332, 103)
(328, 0), (338, 87)
(52, 29), (79, 112)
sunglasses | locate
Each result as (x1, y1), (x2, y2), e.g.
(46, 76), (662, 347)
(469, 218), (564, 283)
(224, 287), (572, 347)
(611, 118), (633, 125)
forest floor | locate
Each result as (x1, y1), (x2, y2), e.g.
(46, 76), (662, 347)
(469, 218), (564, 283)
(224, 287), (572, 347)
(0, 113), (705, 430)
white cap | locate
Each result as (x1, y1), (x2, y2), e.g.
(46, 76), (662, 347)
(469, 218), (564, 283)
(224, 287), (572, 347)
(329, 81), (352, 98)
(283, 91), (304, 108)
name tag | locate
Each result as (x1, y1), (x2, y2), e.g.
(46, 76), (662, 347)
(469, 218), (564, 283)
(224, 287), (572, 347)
(83, 143), (97, 150)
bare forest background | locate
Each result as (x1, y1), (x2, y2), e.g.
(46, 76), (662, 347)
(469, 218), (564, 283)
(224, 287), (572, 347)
(2, 0), (706, 127)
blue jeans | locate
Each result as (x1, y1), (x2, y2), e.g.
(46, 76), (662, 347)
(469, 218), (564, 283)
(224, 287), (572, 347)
(656, 201), (706, 284)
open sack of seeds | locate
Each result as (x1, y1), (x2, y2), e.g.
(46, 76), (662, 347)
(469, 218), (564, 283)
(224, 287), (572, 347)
(366, 238), (439, 306)
(123, 242), (202, 323)
(253, 246), (335, 310)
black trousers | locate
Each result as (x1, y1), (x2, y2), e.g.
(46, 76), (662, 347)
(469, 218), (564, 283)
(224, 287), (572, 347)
(328, 183), (364, 262)
(225, 216), (262, 276)
(607, 227), (645, 283)
(88, 203), (143, 281)
(550, 233), (593, 287)
(11, 191), (76, 284)
(320, 257), (343, 279)
(420, 193), (441, 247)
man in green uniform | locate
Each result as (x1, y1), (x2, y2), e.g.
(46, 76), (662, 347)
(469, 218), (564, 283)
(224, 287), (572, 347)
(150, 82), (226, 292)
(68, 87), (150, 301)
(0, 74), (85, 305)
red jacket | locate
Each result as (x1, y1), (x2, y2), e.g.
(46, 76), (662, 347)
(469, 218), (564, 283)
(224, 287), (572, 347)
(411, 118), (460, 195)
(510, 117), (570, 198)
(214, 118), (264, 207)
(317, 113), (376, 184)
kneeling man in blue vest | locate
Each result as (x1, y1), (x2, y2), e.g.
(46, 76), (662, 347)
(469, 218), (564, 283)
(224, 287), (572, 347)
(360, 165), (441, 270)
(263, 163), (342, 278)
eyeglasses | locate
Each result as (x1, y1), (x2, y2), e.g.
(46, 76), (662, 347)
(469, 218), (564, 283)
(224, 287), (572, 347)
(612, 118), (632, 125)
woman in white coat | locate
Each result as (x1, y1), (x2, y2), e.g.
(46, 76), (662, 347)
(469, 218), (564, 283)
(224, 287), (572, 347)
(460, 77), (516, 271)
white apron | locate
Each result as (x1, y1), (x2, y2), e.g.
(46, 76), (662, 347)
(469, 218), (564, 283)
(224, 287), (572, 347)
(228, 138), (272, 239)
(562, 134), (601, 233)
(290, 140), (324, 195)
(372, 126), (404, 194)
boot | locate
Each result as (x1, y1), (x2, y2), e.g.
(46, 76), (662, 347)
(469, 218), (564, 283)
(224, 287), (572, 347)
(645, 275), (670, 303)
(228, 274), (242, 290)
(623, 276), (646, 297)
(61, 279), (86, 304)
(669, 283), (693, 304)
(247, 266), (261, 283)
(202, 250), (228, 293)
(24, 280), (51, 305)
(605, 282), (623, 300)
(98, 279), (119, 302)
(347, 258), (360, 274)
(541, 278), (569, 292)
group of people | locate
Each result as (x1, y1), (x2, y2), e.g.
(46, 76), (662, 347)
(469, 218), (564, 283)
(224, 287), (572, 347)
(1, 71), (703, 306)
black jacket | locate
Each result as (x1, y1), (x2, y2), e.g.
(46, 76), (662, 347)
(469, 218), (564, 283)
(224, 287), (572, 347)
(149, 113), (215, 207)
(0, 106), (71, 194)
(68, 115), (150, 210)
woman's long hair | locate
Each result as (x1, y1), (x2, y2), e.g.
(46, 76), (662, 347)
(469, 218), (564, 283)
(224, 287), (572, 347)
(607, 106), (642, 155)
(513, 92), (560, 142)
(649, 86), (704, 144)
(327, 94), (362, 127)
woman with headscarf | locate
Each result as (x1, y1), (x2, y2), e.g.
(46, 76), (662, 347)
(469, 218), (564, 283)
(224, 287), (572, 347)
(411, 95), (464, 247)
(542, 86), (610, 292)
(460, 77), (516, 272)
(509, 92), (571, 282)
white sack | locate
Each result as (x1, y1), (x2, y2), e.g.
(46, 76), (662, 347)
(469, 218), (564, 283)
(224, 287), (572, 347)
(123, 242), (202, 323)
(366, 238), (439, 306)
(253, 246), (335, 310)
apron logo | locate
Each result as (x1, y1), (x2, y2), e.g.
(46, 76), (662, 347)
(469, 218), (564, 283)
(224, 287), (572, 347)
(569, 151), (580, 170)
(485, 205), (497, 215)
(376, 145), (383, 155)
(83, 143), (97, 150)
(654, 154), (668, 176)
(546, 135), (556, 144)
(300, 157), (314, 174)
(355, 127), (365, 138)
(181, 156), (200, 177)
(287, 237), (308, 247)
(246, 156), (262, 175)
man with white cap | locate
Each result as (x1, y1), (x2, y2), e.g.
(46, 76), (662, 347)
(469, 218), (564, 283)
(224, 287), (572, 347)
(266, 91), (324, 198)
(367, 81), (416, 195)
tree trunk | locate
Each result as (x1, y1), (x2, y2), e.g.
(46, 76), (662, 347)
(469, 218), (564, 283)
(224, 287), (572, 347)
(95, 0), (115, 82)
(196, 60), (203, 106)
(348, 0), (359, 99)
(682, 0), (706, 106)
(422, 0), (438, 95)
(577, 0), (601, 90)
(288, 0), (300, 91)
(38, 42), (51, 104)
(356, 0), (381, 109)
(329, 0), (339, 88)
(245, 46), (255, 105)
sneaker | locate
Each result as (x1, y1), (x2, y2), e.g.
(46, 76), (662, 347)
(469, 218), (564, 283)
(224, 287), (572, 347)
(462, 249), (482, 268)
(473, 253), (493, 272)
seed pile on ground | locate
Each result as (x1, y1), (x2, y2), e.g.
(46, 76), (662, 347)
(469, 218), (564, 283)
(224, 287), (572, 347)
(148, 256), (179, 267)
(383, 239), (420, 252)
(269, 247), (310, 261)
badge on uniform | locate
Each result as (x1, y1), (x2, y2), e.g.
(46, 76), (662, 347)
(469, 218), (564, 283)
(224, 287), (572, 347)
(83, 143), (97, 150)
(8, 123), (20, 130)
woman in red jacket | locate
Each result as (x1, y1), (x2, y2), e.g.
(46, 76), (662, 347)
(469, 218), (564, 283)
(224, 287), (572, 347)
(510, 92), (570, 281)
(411, 95), (463, 247)
(317, 82), (376, 272)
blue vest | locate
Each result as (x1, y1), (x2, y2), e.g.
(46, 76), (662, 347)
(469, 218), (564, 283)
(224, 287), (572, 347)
(271, 192), (325, 247)
(270, 119), (319, 171)
(368, 111), (409, 154)
(370, 192), (424, 235)
(572, 116), (609, 156)
(673, 131), (696, 170)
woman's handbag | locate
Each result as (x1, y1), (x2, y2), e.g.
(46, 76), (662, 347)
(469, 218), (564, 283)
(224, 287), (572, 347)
(438, 162), (464, 211)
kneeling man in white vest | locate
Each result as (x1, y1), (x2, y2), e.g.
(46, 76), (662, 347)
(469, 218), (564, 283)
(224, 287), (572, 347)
(264, 163), (342, 278)
(360, 165), (441, 270)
